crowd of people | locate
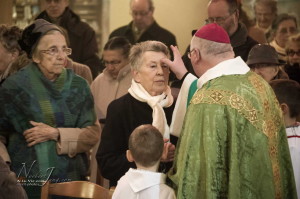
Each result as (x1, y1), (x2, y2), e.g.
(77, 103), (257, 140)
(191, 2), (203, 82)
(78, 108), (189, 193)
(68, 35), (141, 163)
(0, 0), (300, 198)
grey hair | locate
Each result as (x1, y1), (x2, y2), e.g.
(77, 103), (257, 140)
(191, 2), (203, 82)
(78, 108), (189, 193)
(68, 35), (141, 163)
(32, 30), (66, 60)
(191, 37), (233, 58)
(129, 40), (170, 71)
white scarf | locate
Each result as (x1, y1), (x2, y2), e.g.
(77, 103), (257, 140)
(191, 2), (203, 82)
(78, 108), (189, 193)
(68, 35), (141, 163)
(128, 80), (173, 139)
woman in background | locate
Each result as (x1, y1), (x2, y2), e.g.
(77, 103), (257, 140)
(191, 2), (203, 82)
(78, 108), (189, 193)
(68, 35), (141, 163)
(270, 13), (298, 63)
(0, 24), (29, 85)
(97, 41), (176, 187)
(284, 33), (300, 84)
(0, 19), (100, 199)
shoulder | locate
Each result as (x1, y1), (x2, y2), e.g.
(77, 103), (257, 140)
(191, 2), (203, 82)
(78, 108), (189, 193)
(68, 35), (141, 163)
(246, 35), (259, 48)
(108, 93), (132, 108)
(159, 184), (176, 199)
(248, 26), (267, 44)
(62, 8), (95, 35)
(66, 69), (90, 88)
(35, 10), (49, 20)
(69, 60), (91, 71)
(1, 63), (32, 89)
(148, 21), (176, 38)
(91, 72), (105, 86)
(113, 176), (132, 198)
(110, 24), (131, 37)
(67, 59), (93, 82)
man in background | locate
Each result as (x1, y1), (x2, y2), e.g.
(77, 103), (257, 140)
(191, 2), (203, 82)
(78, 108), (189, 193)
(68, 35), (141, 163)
(254, 0), (277, 41)
(110, 0), (177, 49)
(173, 0), (257, 88)
(109, 0), (177, 81)
(36, 0), (102, 78)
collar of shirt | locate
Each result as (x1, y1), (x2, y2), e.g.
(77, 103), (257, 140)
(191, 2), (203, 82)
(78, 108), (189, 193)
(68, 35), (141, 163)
(127, 168), (166, 192)
(197, 56), (250, 89)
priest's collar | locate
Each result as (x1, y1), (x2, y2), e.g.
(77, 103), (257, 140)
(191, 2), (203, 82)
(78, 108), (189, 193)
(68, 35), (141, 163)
(197, 56), (250, 89)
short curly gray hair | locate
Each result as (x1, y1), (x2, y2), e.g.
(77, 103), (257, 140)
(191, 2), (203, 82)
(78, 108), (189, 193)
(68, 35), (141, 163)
(129, 40), (170, 71)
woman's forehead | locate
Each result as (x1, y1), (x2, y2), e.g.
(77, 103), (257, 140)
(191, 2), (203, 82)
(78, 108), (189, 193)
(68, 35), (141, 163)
(38, 32), (67, 48)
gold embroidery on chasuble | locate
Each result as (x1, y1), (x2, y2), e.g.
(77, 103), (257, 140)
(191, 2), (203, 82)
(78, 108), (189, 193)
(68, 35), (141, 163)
(191, 89), (260, 128)
(210, 91), (224, 102)
(190, 72), (283, 198)
(248, 73), (282, 198)
(229, 94), (244, 110)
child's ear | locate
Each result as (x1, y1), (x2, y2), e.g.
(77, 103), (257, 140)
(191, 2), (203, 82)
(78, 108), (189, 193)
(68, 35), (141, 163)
(280, 103), (289, 115)
(126, 150), (134, 162)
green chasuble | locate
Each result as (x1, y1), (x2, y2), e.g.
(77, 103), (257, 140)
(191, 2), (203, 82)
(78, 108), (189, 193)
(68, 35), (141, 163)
(168, 71), (297, 199)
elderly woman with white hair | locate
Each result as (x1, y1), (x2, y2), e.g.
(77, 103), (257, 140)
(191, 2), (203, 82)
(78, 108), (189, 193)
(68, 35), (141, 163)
(97, 40), (176, 187)
(0, 19), (100, 199)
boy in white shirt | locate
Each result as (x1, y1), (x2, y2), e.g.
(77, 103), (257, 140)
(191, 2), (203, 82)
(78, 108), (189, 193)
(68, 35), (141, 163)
(112, 124), (176, 199)
(270, 79), (300, 198)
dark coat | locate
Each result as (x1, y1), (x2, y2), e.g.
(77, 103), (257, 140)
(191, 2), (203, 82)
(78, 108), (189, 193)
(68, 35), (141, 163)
(36, 7), (102, 79)
(230, 23), (258, 62)
(284, 63), (300, 84)
(96, 93), (175, 187)
(109, 21), (177, 48)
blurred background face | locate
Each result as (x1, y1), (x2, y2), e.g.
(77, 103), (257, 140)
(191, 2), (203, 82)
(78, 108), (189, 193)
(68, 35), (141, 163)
(255, 3), (276, 30)
(45, 0), (69, 19)
(130, 0), (154, 31)
(252, 65), (279, 82)
(133, 51), (169, 96)
(274, 19), (298, 48)
(0, 42), (16, 73)
(102, 49), (129, 79)
(33, 31), (68, 80)
(287, 43), (300, 65)
(207, 1), (238, 36)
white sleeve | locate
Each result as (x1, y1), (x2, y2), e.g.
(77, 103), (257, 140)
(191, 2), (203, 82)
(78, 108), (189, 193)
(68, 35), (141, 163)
(170, 74), (197, 137)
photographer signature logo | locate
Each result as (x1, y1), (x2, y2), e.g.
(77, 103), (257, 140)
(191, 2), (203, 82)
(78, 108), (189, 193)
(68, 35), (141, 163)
(16, 160), (69, 186)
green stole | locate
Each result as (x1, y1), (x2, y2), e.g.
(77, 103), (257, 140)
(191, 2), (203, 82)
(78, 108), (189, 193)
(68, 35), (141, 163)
(187, 79), (198, 106)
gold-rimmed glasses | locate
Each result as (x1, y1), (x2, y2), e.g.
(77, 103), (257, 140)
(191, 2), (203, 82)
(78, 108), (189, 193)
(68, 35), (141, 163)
(102, 60), (122, 67)
(205, 9), (237, 25)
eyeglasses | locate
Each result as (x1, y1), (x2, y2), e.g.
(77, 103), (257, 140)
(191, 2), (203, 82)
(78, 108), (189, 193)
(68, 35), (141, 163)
(205, 9), (236, 24)
(278, 27), (298, 35)
(188, 49), (196, 59)
(102, 60), (122, 67)
(287, 50), (300, 56)
(45, 0), (63, 3)
(131, 10), (151, 17)
(40, 47), (72, 56)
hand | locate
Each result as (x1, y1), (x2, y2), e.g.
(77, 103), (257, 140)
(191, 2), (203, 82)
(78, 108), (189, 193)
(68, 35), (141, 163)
(162, 45), (188, 80)
(23, 121), (59, 147)
(161, 139), (176, 162)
